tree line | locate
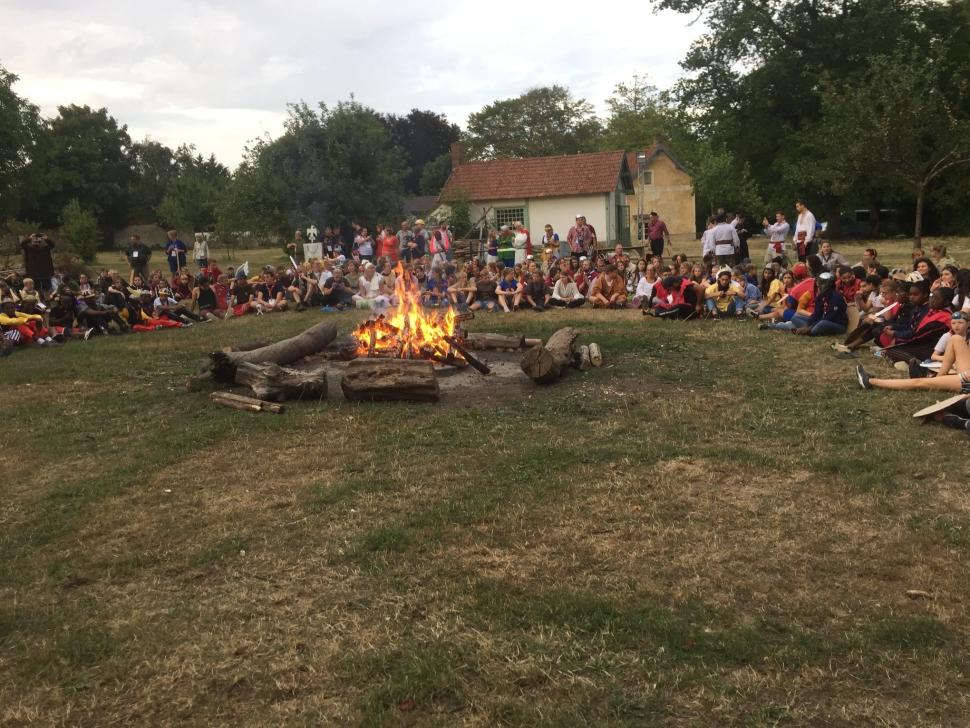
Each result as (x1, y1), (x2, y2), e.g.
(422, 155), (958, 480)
(1, 0), (968, 259)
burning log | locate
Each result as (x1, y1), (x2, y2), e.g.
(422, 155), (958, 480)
(210, 391), (285, 413)
(462, 333), (526, 351)
(341, 359), (440, 402)
(445, 336), (491, 375)
(520, 327), (579, 384)
(233, 362), (328, 402)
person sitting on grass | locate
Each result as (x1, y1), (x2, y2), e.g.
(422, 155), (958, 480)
(875, 281), (934, 349)
(815, 240), (849, 272)
(633, 264), (659, 311)
(420, 267), (448, 307)
(154, 288), (204, 325)
(129, 291), (185, 332)
(225, 273), (257, 319)
(75, 288), (130, 336)
(857, 318), (970, 431)
(834, 280), (903, 356)
(835, 265), (859, 301)
(881, 286), (953, 373)
(496, 269), (522, 312)
(193, 276), (225, 320)
(854, 274), (883, 315)
(589, 264), (627, 309)
(255, 270), (288, 313)
(521, 271), (551, 312)
(791, 272), (848, 337)
(0, 298), (55, 346)
(650, 275), (697, 319)
(47, 289), (78, 341)
(550, 269), (585, 308)
(754, 266), (785, 317)
(470, 272), (498, 312)
(734, 267), (761, 318)
(912, 257), (940, 285)
(353, 262), (388, 310)
(448, 271), (476, 311)
(759, 286), (816, 332)
(319, 268), (354, 311)
(704, 267), (741, 319)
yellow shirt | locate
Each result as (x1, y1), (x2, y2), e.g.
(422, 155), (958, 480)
(705, 282), (741, 312)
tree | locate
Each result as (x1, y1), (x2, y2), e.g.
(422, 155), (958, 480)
(418, 152), (452, 195)
(463, 85), (602, 159)
(382, 109), (459, 193)
(157, 145), (230, 231)
(600, 74), (669, 151)
(59, 199), (100, 262)
(217, 137), (290, 244)
(806, 50), (970, 245)
(0, 66), (40, 222)
(22, 104), (133, 229)
(128, 139), (177, 222)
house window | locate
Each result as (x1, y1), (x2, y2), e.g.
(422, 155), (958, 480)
(494, 207), (525, 229)
(636, 217), (650, 241)
(639, 170), (653, 186)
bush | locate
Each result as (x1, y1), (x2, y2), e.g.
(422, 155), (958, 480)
(59, 199), (100, 263)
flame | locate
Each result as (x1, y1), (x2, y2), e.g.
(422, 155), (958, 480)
(352, 262), (459, 360)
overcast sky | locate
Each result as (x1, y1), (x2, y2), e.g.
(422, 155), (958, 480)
(1, 0), (704, 167)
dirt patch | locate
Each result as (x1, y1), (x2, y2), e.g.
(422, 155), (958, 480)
(298, 350), (554, 406)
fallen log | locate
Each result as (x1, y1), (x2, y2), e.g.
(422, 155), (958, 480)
(524, 338), (543, 348)
(209, 322), (337, 382)
(573, 344), (592, 371)
(341, 358), (440, 402)
(520, 327), (578, 384)
(221, 340), (270, 353)
(210, 391), (285, 413)
(234, 362), (328, 402)
(462, 332), (526, 351)
(589, 342), (603, 367)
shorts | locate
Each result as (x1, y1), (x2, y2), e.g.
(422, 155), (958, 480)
(232, 303), (249, 316)
(960, 371), (970, 394)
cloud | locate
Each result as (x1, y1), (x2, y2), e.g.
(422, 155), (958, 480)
(0, 0), (704, 167)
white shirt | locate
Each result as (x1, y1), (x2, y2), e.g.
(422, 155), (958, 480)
(552, 280), (582, 300)
(636, 278), (658, 300)
(795, 210), (817, 244)
(711, 222), (739, 256)
(765, 221), (790, 243)
(193, 238), (209, 260)
(359, 272), (383, 298)
(701, 228), (715, 257)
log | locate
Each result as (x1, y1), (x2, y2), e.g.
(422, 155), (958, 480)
(341, 359), (440, 402)
(445, 336), (491, 375)
(209, 322), (337, 382)
(234, 362), (328, 402)
(573, 344), (592, 371)
(520, 327), (578, 384)
(210, 391), (285, 413)
(524, 338), (543, 348)
(221, 340), (270, 353)
(463, 332), (526, 351)
(589, 342), (603, 367)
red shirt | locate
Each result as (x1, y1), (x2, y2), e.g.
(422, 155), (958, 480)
(380, 235), (399, 261)
(836, 278), (860, 301)
(647, 219), (669, 240)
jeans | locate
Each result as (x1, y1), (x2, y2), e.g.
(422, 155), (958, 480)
(768, 314), (810, 330)
(705, 299), (737, 315)
(808, 320), (847, 337)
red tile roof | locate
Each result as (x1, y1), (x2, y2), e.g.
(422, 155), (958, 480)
(440, 150), (630, 202)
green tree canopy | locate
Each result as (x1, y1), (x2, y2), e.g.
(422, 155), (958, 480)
(21, 104), (133, 229)
(0, 66), (40, 221)
(382, 109), (459, 194)
(59, 198), (100, 262)
(463, 85), (602, 159)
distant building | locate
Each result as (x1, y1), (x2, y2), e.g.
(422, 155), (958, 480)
(625, 145), (696, 245)
(402, 196), (440, 220)
(440, 144), (635, 245)
(440, 143), (695, 248)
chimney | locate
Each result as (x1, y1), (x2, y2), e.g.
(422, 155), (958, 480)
(450, 141), (465, 169)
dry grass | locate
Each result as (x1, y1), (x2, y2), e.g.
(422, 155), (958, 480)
(2, 300), (970, 726)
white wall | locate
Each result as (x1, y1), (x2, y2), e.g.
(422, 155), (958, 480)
(528, 195), (608, 242)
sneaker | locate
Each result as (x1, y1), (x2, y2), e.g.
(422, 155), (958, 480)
(758, 323), (771, 331)
(319, 306), (337, 313)
(832, 343), (851, 353)
(255, 306), (264, 316)
(872, 348), (885, 359)
(856, 365), (872, 390)
(83, 328), (95, 341)
(182, 322), (194, 328)
(224, 307), (235, 320)
(894, 361), (910, 372)
(939, 414), (970, 432)
(199, 316), (213, 323)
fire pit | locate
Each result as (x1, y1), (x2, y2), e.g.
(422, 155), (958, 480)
(350, 264), (490, 374)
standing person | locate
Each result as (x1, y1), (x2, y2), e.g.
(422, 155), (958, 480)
(192, 233), (209, 270)
(411, 220), (428, 261)
(125, 234), (152, 282)
(711, 213), (740, 267)
(21, 232), (55, 294)
(512, 221), (531, 265)
(762, 211), (790, 264)
(286, 229), (305, 263)
(793, 199), (816, 262)
(165, 230), (188, 275)
(429, 221), (451, 269)
(439, 220), (454, 261)
(379, 225), (399, 262)
(734, 211), (752, 263)
(566, 215), (592, 265)
(542, 223), (566, 260)
(397, 220), (415, 262)
(497, 225), (516, 267)
(646, 211), (670, 258)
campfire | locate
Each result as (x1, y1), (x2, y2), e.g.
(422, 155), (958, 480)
(350, 263), (487, 372)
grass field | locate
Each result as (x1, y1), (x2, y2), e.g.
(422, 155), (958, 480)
(3, 244), (970, 726)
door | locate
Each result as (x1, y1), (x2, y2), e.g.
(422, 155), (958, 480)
(616, 203), (631, 244)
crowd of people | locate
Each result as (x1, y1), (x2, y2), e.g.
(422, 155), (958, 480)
(3, 215), (969, 433)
